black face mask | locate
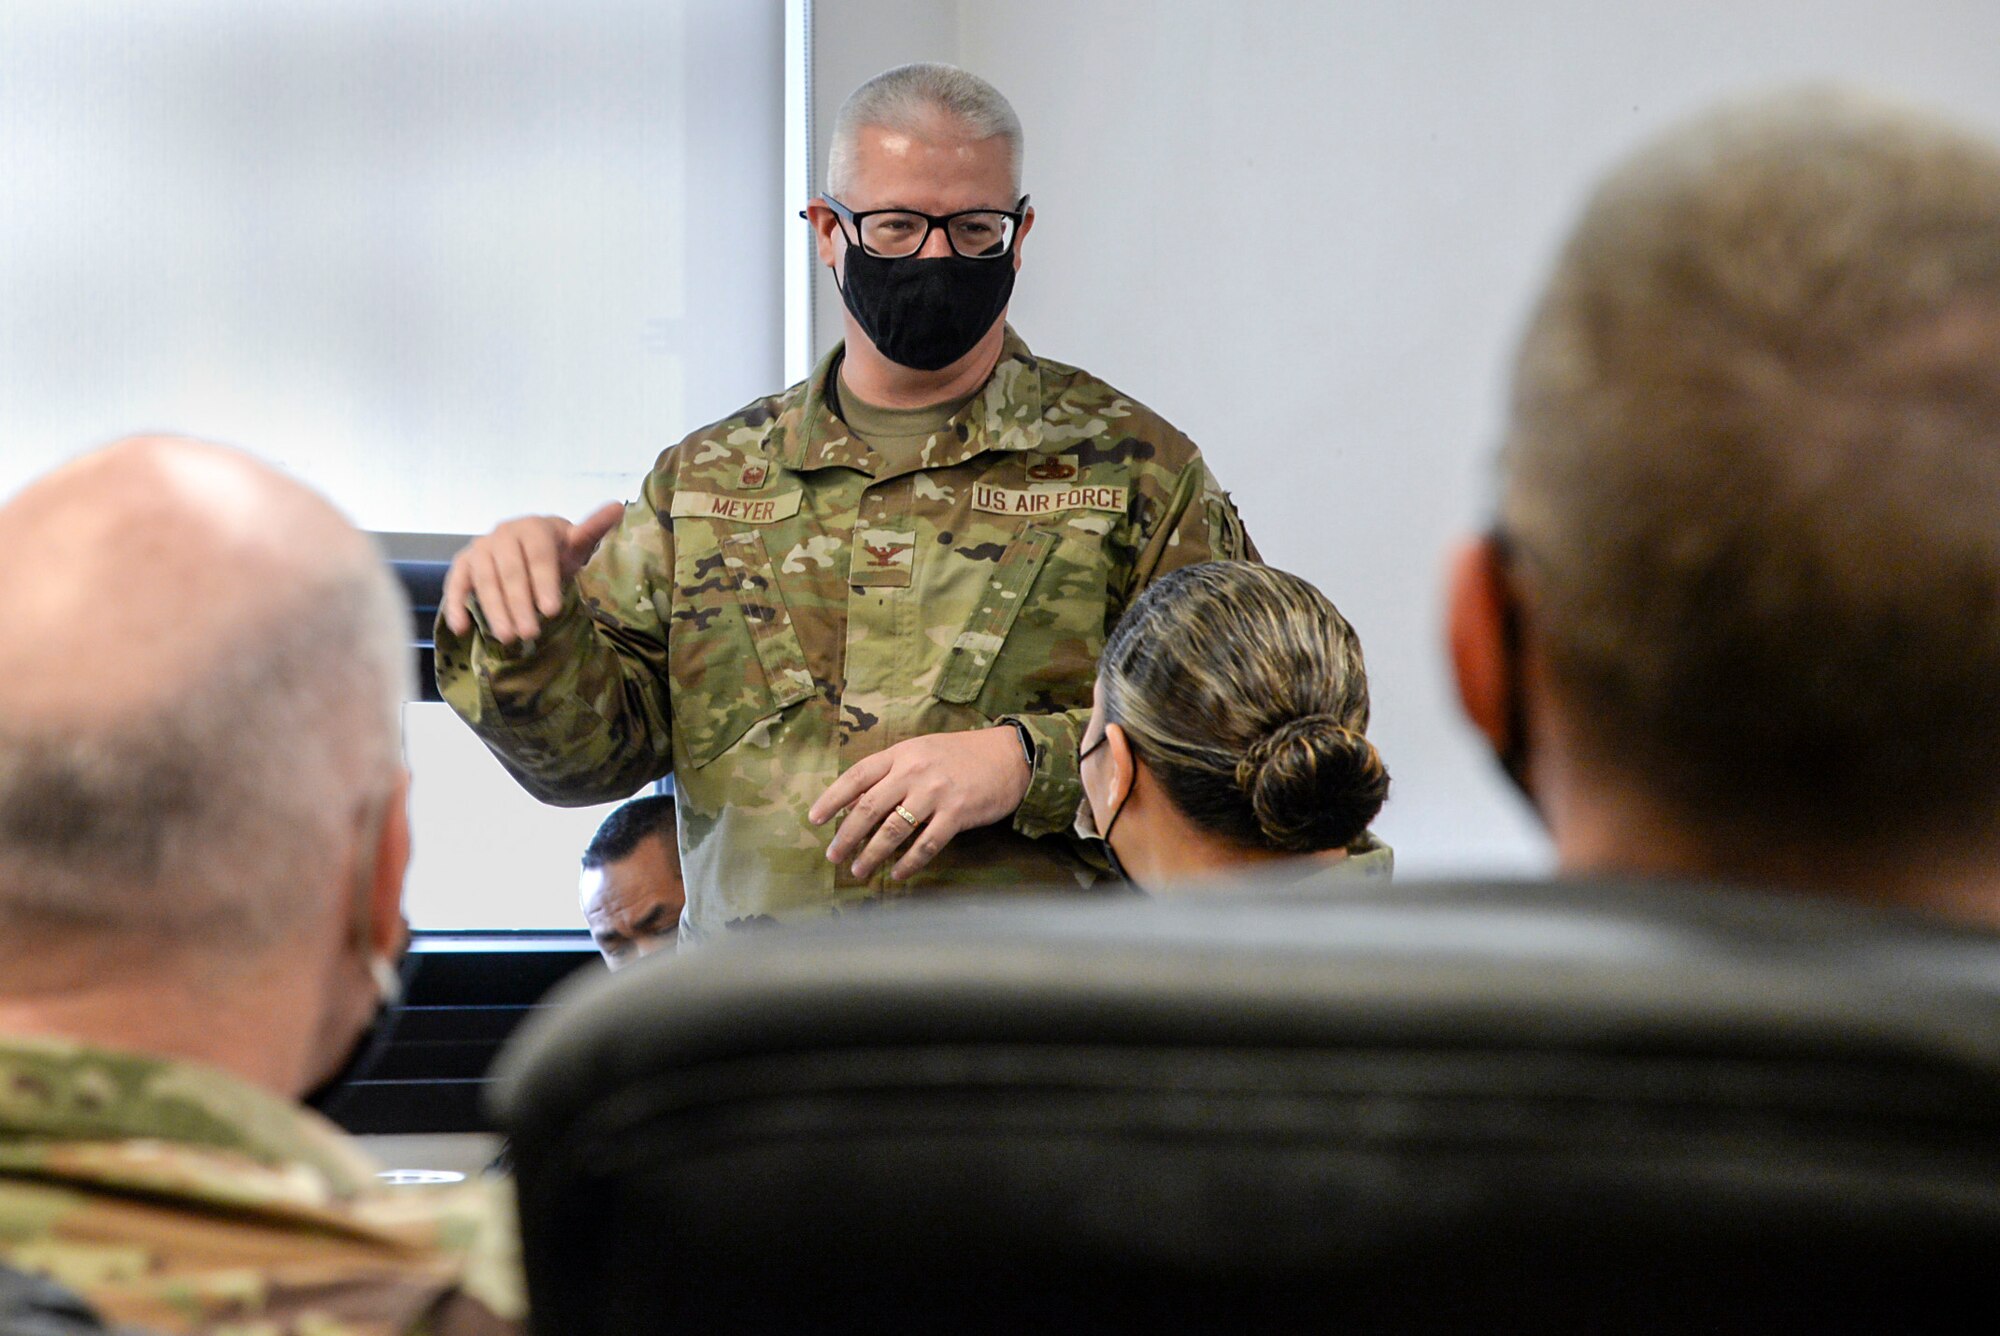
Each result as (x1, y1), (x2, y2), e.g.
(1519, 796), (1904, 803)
(302, 950), (412, 1117)
(1075, 731), (1135, 888)
(838, 248), (1016, 372)
(301, 795), (414, 1118)
(1488, 529), (1544, 822)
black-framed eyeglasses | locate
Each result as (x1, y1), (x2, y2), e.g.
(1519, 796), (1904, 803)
(812, 194), (1029, 259)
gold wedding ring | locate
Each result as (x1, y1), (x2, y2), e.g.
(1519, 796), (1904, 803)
(892, 803), (921, 828)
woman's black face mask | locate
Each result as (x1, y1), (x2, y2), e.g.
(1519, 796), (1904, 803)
(1075, 730), (1133, 886)
(837, 246), (1016, 372)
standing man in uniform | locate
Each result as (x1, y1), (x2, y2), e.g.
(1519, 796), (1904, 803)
(437, 63), (1252, 941)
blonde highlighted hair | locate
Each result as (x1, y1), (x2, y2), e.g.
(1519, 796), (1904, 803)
(1098, 561), (1388, 855)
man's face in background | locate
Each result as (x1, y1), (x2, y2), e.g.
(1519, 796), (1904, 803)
(579, 833), (684, 967)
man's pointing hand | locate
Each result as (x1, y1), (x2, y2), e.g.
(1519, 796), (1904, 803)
(440, 501), (625, 643)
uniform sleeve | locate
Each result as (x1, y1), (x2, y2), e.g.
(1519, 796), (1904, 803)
(433, 475), (678, 807)
(1002, 453), (1256, 838)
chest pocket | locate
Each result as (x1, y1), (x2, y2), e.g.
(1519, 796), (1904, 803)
(931, 526), (1059, 707)
(666, 529), (815, 768)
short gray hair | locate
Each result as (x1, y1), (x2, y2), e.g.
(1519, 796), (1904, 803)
(0, 548), (412, 949)
(1502, 87), (2000, 840)
(827, 62), (1023, 197)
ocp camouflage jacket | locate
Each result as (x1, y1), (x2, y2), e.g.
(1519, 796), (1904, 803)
(437, 329), (1254, 938)
(0, 1035), (522, 1336)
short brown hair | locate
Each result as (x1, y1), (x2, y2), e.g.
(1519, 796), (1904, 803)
(1502, 88), (2000, 840)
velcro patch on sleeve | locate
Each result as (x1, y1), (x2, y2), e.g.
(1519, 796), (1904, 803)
(970, 483), (1128, 517)
(669, 489), (804, 525)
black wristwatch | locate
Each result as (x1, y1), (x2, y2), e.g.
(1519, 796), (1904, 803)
(1004, 718), (1036, 770)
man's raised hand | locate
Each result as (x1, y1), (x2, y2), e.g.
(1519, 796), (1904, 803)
(440, 501), (625, 643)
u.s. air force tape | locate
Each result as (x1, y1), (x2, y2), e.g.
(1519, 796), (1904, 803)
(970, 483), (1128, 516)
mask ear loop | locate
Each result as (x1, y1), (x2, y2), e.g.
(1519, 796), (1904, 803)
(1488, 528), (1543, 819)
(369, 955), (404, 1008)
(1079, 728), (1135, 881)
(346, 792), (410, 1006)
(305, 791), (411, 1114)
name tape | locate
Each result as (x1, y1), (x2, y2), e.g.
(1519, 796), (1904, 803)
(669, 489), (804, 525)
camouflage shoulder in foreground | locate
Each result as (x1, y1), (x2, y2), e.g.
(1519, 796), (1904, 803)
(0, 1035), (523, 1336)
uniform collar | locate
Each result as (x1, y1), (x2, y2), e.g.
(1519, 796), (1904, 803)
(0, 1033), (381, 1196)
(780, 325), (1046, 476)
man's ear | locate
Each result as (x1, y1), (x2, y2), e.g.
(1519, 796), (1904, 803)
(1012, 204), (1035, 270)
(805, 200), (844, 271)
(1447, 536), (1518, 758)
(364, 770), (412, 960)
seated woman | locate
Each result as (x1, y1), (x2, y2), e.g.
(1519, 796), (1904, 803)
(1078, 560), (1392, 891)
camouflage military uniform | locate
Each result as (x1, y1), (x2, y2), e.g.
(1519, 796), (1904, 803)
(0, 1036), (523, 1336)
(437, 329), (1254, 939)
(1259, 833), (1397, 893)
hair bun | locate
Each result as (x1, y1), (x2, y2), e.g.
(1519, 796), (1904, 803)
(1235, 714), (1391, 854)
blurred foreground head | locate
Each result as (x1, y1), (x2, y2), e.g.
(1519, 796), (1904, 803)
(1452, 88), (2000, 924)
(0, 436), (414, 1096)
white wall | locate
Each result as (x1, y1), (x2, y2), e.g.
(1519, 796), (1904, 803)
(810, 0), (2000, 877)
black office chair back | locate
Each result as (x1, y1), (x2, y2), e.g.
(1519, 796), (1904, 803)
(492, 881), (2000, 1332)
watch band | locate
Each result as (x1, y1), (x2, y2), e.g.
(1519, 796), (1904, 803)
(1005, 718), (1036, 769)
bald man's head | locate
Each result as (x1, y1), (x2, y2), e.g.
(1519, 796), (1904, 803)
(0, 437), (386, 720)
(0, 437), (412, 953)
